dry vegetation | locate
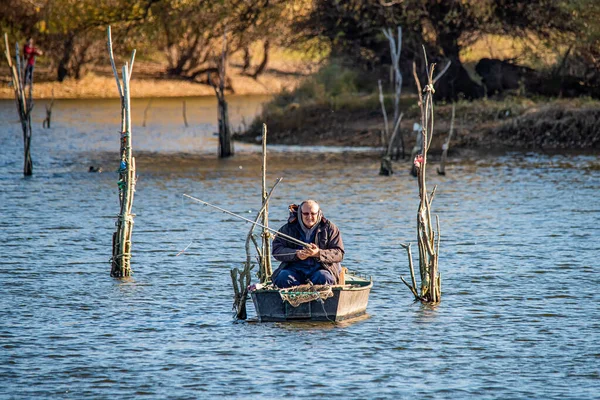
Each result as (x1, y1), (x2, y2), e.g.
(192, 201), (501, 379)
(235, 87), (600, 151)
(0, 45), (317, 99)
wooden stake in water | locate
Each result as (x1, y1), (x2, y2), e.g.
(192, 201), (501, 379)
(182, 100), (189, 128)
(107, 26), (137, 278)
(232, 176), (282, 320)
(43, 89), (54, 129)
(3, 33), (33, 176)
(260, 123), (273, 282)
(400, 49), (450, 303)
(142, 99), (152, 127)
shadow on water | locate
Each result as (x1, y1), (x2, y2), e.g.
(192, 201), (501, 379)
(245, 313), (371, 330)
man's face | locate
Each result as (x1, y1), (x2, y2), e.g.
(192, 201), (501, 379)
(300, 203), (319, 228)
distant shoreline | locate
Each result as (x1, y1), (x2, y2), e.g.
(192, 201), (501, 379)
(0, 59), (311, 100)
(0, 73), (295, 100)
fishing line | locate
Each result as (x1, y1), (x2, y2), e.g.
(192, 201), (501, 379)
(183, 194), (309, 248)
(174, 193), (204, 256)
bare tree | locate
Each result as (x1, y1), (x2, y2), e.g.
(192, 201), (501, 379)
(209, 30), (234, 158)
(3, 33), (33, 176)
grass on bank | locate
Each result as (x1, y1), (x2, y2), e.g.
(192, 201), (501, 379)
(242, 59), (600, 150)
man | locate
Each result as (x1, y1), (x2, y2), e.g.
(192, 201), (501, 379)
(271, 200), (344, 288)
(24, 38), (43, 86)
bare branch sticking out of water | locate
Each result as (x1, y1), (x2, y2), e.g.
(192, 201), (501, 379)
(233, 176), (283, 320)
(404, 49), (442, 303)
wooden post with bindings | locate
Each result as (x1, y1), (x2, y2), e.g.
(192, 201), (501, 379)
(106, 26), (137, 278)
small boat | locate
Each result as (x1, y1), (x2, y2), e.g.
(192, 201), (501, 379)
(181, 196), (372, 321)
(250, 271), (372, 322)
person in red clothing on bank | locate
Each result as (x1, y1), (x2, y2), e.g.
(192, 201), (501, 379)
(24, 37), (43, 86)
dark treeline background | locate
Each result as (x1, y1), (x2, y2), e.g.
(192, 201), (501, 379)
(2, 0), (599, 99)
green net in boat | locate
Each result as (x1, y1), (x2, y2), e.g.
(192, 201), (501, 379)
(279, 283), (333, 307)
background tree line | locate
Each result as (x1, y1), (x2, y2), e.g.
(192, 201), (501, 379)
(293, 0), (600, 99)
(0, 0), (296, 82)
(2, 0), (599, 99)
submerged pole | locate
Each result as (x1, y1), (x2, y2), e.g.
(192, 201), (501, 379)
(260, 123), (272, 281)
(107, 26), (137, 278)
(3, 33), (33, 176)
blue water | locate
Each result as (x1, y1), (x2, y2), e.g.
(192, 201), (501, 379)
(0, 97), (599, 399)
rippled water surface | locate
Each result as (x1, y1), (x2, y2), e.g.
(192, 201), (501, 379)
(1, 97), (599, 399)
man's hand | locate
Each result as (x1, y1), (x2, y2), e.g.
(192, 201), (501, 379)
(296, 243), (320, 260)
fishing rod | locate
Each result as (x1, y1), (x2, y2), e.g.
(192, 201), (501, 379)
(183, 194), (309, 248)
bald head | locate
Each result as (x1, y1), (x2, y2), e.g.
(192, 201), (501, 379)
(299, 199), (320, 228)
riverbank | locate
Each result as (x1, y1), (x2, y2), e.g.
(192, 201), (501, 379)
(0, 57), (313, 99)
(234, 95), (600, 152)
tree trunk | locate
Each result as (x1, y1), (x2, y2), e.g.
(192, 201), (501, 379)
(214, 30), (233, 158)
(251, 40), (270, 79)
(57, 35), (74, 82)
(435, 56), (483, 101)
(434, 33), (483, 100)
(4, 34), (34, 176)
(23, 114), (32, 176)
(242, 46), (251, 72)
(218, 99), (233, 157)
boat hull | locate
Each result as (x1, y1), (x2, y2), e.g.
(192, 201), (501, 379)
(250, 276), (372, 322)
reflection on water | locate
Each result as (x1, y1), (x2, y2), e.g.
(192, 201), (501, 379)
(1, 98), (599, 398)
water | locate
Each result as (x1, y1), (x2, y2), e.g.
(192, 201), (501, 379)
(1, 97), (599, 399)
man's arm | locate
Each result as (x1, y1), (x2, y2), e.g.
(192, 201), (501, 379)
(272, 225), (301, 263)
(318, 224), (344, 264)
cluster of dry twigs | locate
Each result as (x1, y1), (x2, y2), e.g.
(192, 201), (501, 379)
(231, 124), (280, 319)
(400, 50), (448, 303)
